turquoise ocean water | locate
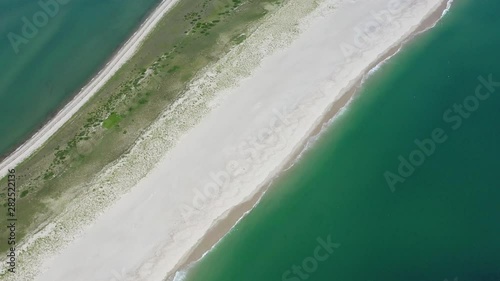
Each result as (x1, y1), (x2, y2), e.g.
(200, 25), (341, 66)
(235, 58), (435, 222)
(0, 0), (161, 157)
(183, 1), (500, 281)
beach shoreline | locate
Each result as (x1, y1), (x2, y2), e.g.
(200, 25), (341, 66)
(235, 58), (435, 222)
(10, 0), (453, 280)
(0, 0), (181, 178)
(169, 0), (451, 277)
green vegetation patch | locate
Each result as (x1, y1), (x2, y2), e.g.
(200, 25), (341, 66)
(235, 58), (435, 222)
(102, 112), (123, 129)
(0, 0), (282, 254)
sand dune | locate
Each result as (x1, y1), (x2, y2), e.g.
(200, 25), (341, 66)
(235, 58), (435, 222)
(2, 0), (449, 280)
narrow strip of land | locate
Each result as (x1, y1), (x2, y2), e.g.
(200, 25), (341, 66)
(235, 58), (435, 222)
(25, 0), (449, 280)
(0, 0), (180, 178)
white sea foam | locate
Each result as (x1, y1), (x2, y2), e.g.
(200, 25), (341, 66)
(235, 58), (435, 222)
(442, 0), (454, 16)
(171, 270), (187, 281)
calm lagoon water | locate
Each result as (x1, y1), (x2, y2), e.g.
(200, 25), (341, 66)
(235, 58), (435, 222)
(0, 0), (161, 156)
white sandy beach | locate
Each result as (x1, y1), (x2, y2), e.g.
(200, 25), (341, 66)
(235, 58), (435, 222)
(0, 0), (181, 178)
(1, 0), (449, 280)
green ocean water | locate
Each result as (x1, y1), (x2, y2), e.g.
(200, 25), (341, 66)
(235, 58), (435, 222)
(0, 0), (161, 156)
(182, 1), (500, 281)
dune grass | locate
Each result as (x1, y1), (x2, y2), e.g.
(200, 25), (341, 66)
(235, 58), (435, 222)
(0, 0), (282, 254)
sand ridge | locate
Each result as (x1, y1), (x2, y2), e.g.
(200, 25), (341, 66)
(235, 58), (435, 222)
(0, 0), (450, 280)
